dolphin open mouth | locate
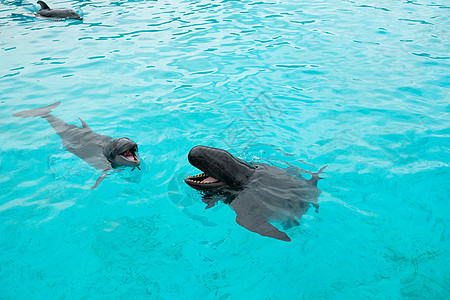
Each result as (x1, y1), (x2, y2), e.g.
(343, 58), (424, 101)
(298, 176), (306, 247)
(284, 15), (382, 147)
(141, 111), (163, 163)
(119, 146), (139, 162)
(104, 137), (140, 168)
(185, 173), (225, 190)
(184, 145), (256, 190)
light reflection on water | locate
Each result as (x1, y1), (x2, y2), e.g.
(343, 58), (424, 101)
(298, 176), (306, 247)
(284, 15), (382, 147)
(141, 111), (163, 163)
(0, 0), (449, 298)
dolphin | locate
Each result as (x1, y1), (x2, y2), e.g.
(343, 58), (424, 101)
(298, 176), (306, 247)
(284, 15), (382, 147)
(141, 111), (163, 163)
(13, 102), (140, 188)
(184, 146), (326, 242)
(35, 1), (82, 20)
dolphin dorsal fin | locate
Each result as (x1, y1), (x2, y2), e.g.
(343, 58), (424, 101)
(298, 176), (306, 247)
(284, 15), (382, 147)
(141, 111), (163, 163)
(78, 117), (91, 129)
(37, 1), (50, 10)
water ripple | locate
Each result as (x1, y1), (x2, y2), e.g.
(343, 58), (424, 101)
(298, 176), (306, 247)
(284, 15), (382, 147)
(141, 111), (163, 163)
(0, 0), (449, 298)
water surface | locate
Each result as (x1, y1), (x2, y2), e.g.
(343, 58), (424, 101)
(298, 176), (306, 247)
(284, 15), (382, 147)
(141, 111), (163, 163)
(0, 0), (449, 298)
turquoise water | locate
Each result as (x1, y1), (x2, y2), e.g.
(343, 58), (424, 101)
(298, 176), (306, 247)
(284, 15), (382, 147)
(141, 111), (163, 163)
(1, 0), (449, 298)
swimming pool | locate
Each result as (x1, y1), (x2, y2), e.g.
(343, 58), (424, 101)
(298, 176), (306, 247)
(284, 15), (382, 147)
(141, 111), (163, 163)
(1, 0), (449, 298)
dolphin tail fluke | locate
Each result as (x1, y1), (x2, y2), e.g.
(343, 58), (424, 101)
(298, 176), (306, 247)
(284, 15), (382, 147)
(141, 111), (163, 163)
(308, 165), (327, 186)
(12, 101), (61, 118)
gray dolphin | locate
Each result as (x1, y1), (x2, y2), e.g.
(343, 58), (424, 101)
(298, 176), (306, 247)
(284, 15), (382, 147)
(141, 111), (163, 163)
(13, 102), (140, 188)
(35, 1), (82, 20)
(185, 146), (326, 242)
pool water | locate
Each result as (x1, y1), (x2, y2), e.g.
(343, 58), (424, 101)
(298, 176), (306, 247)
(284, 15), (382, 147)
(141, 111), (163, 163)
(1, 0), (449, 298)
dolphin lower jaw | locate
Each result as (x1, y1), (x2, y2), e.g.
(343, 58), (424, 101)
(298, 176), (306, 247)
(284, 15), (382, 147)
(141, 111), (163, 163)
(111, 147), (140, 167)
(185, 173), (226, 190)
(118, 148), (139, 162)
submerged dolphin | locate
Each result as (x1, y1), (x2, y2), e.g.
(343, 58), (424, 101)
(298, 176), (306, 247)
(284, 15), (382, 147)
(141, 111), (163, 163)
(13, 102), (140, 188)
(184, 146), (326, 242)
(35, 1), (82, 20)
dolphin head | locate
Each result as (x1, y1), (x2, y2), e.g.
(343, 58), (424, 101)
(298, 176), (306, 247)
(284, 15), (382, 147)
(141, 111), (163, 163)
(103, 137), (140, 168)
(65, 10), (83, 20)
(184, 145), (255, 190)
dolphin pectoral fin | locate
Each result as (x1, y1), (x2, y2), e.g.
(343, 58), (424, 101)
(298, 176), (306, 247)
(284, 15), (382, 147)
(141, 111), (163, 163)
(78, 117), (91, 130)
(91, 172), (108, 189)
(201, 194), (219, 209)
(235, 212), (291, 242)
(91, 169), (124, 189)
(231, 199), (291, 242)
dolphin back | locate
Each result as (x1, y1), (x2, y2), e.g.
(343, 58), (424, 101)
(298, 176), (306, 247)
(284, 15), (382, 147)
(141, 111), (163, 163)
(12, 102), (61, 118)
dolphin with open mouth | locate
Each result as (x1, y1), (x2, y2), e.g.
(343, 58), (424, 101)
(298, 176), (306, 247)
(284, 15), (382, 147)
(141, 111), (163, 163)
(13, 102), (140, 188)
(185, 145), (326, 242)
